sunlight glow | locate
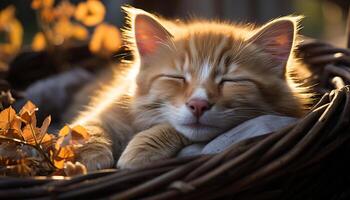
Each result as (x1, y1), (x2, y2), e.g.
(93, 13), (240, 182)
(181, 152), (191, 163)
(72, 61), (140, 126)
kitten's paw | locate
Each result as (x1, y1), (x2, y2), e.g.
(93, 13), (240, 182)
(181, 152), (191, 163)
(76, 145), (114, 171)
(117, 148), (158, 169)
(64, 161), (87, 176)
(116, 124), (186, 169)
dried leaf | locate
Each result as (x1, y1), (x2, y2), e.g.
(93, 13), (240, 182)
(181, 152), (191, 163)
(71, 125), (90, 144)
(54, 135), (75, 169)
(40, 133), (55, 149)
(0, 106), (16, 130)
(4, 129), (22, 140)
(21, 124), (38, 145)
(54, 158), (67, 169)
(58, 125), (71, 137)
(19, 101), (37, 116)
(0, 101), (92, 174)
(53, 125), (91, 169)
(39, 115), (51, 143)
(10, 116), (22, 133)
(19, 101), (38, 126)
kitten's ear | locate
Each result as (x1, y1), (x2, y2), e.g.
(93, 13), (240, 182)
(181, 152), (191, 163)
(133, 13), (172, 57)
(248, 17), (300, 73)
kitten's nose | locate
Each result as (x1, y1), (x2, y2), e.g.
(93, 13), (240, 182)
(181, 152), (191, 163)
(186, 99), (211, 118)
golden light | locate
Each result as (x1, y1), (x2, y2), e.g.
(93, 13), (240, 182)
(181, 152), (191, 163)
(74, 0), (106, 27)
(72, 24), (89, 41)
(40, 7), (55, 23)
(53, 18), (74, 40)
(89, 23), (122, 54)
(54, 0), (76, 19)
(0, 6), (23, 59)
(31, 32), (46, 52)
(0, 5), (15, 31)
(31, 0), (54, 10)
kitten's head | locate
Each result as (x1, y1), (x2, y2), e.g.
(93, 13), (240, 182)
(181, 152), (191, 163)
(124, 7), (310, 142)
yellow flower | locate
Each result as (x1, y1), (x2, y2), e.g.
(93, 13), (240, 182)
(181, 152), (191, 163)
(54, 0), (75, 19)
(89, 23), (122, 54)
(0, 5), (15, 31)
(72, 24), (89, 41)
(6, 19), (23, 53)
(52, 19), (89, 45)
(0, 6), (23, 56)
(40, 7), (55, 23)
(31, 32), (46, 52)
(75, 0), (105, 26)
(31, 0), (54, 10)
(54, 18), (74, 39)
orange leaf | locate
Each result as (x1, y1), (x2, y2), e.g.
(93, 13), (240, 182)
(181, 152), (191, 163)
(21, 124), (38, 145)
(56, 146), (74, 159)
(56, 126), (73, 148)
(6, 116), (24, 140)
(0, 106), (16, 130)
(19, 101), (37, 116)
(5, 129), (23, 140)
(19, 101), (38, 126)
(53, 159), (65, 169)
(58, 125), (71, 137)
(39, 115), (51, 143)
(52, 124), (91, 169)
(71, 125), (90, 143)
(40, 133), (55, 149)
(54, 136), (75, 169)
(10, 116), (22, 133)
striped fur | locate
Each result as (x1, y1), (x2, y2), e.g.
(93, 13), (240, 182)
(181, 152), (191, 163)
(68, 7), (313, 170)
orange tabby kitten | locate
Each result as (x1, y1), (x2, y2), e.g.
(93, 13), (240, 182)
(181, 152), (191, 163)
(68, 7), (311, 170)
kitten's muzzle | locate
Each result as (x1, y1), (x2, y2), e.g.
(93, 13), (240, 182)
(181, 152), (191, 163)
(186, 99), (212, 118)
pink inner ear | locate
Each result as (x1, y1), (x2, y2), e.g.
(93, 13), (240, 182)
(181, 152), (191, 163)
(134, 15), (170, 56)
(253, 20), (295, 62)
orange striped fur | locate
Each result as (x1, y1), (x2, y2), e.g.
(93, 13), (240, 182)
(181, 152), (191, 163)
(67, 7), (312, 170)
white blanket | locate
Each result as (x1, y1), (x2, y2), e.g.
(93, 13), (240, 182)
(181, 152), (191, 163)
(177, 115), (297, 157)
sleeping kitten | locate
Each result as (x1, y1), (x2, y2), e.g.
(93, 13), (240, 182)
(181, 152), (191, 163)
(68, 6), (311, 170)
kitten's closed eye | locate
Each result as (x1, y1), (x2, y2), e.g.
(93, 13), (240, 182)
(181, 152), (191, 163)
(159, 74), (186, 83)
(219, 77), (255, 85)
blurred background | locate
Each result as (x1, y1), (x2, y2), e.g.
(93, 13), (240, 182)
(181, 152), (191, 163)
(0, 0), (349, 124)
(0, 0), (349, 46)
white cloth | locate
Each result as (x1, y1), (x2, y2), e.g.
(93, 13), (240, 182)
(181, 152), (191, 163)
(177, 115), (297, 157)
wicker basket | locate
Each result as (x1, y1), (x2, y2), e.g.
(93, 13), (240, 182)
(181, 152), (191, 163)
(1, 18), (350, 200)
